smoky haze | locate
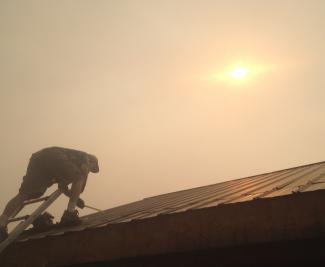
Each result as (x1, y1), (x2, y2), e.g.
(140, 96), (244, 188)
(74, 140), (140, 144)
(1, 0), (325, 219)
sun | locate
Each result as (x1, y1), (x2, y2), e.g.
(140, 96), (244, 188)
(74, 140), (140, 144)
(206, 61), (269, 87)
(231, 67), (249, 79)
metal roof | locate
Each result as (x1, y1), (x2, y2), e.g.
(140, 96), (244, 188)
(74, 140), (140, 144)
(19, 161), (325, 242)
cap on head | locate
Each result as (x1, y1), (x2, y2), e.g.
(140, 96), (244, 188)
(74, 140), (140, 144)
(88, 154), (99, 173)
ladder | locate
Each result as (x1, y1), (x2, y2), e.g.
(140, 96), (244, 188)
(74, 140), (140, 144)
(0, 189), (62, 253)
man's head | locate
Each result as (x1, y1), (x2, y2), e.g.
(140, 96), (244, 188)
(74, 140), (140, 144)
(87, 154), (99, 173)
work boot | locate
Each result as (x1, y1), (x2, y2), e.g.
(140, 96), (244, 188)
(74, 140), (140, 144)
(32, 212), (55, 232)
(60, 210), (81, 226)
(0, 226), (8, 243)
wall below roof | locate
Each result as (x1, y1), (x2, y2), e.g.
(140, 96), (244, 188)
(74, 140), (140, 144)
(1, 190), (325, 267)
(68, 237), (325, 267)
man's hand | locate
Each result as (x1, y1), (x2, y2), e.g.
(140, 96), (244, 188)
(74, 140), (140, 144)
(77, 198), (85, 209)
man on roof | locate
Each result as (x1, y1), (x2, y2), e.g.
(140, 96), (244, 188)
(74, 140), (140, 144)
(0, 146), (99, 242)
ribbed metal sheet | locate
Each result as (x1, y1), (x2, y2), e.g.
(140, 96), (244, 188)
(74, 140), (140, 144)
(19, 161), (325, 241)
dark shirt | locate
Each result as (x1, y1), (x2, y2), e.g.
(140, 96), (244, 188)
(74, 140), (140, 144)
(31, 147), (90, 183)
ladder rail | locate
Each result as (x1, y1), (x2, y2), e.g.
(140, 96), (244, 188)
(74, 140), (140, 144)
(0, 189), (62, 253)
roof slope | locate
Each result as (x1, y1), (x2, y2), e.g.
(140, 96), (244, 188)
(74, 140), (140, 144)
(20, 161), (325, 242)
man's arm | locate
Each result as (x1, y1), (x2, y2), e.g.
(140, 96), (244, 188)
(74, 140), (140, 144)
(69, 178), (85, 209)
(80, 176), (88, 193)
(58, 157), (90, 210)
(59, 175), (87, 209)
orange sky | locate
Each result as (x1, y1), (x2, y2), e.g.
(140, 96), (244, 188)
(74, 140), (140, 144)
(1, 0), (325, 219)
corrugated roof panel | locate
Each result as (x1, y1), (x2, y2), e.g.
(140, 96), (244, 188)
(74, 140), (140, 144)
(143, 168), (297, 214)
(260, 166), (325, 198)
(180, 165), (315, 209)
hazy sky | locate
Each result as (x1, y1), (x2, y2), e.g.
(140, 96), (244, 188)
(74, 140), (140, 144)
(1, 0), (325, 219)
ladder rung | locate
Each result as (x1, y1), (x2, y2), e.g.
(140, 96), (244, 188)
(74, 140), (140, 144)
(8, 215), (30, 223)
(23, 196), (50, 205)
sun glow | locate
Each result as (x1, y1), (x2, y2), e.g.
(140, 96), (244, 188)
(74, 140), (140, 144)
(231, 67), (249, 79)
(207, 61), (268, 86)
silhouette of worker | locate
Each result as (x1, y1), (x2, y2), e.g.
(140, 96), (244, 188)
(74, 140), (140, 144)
(0, 147), (99, 242)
